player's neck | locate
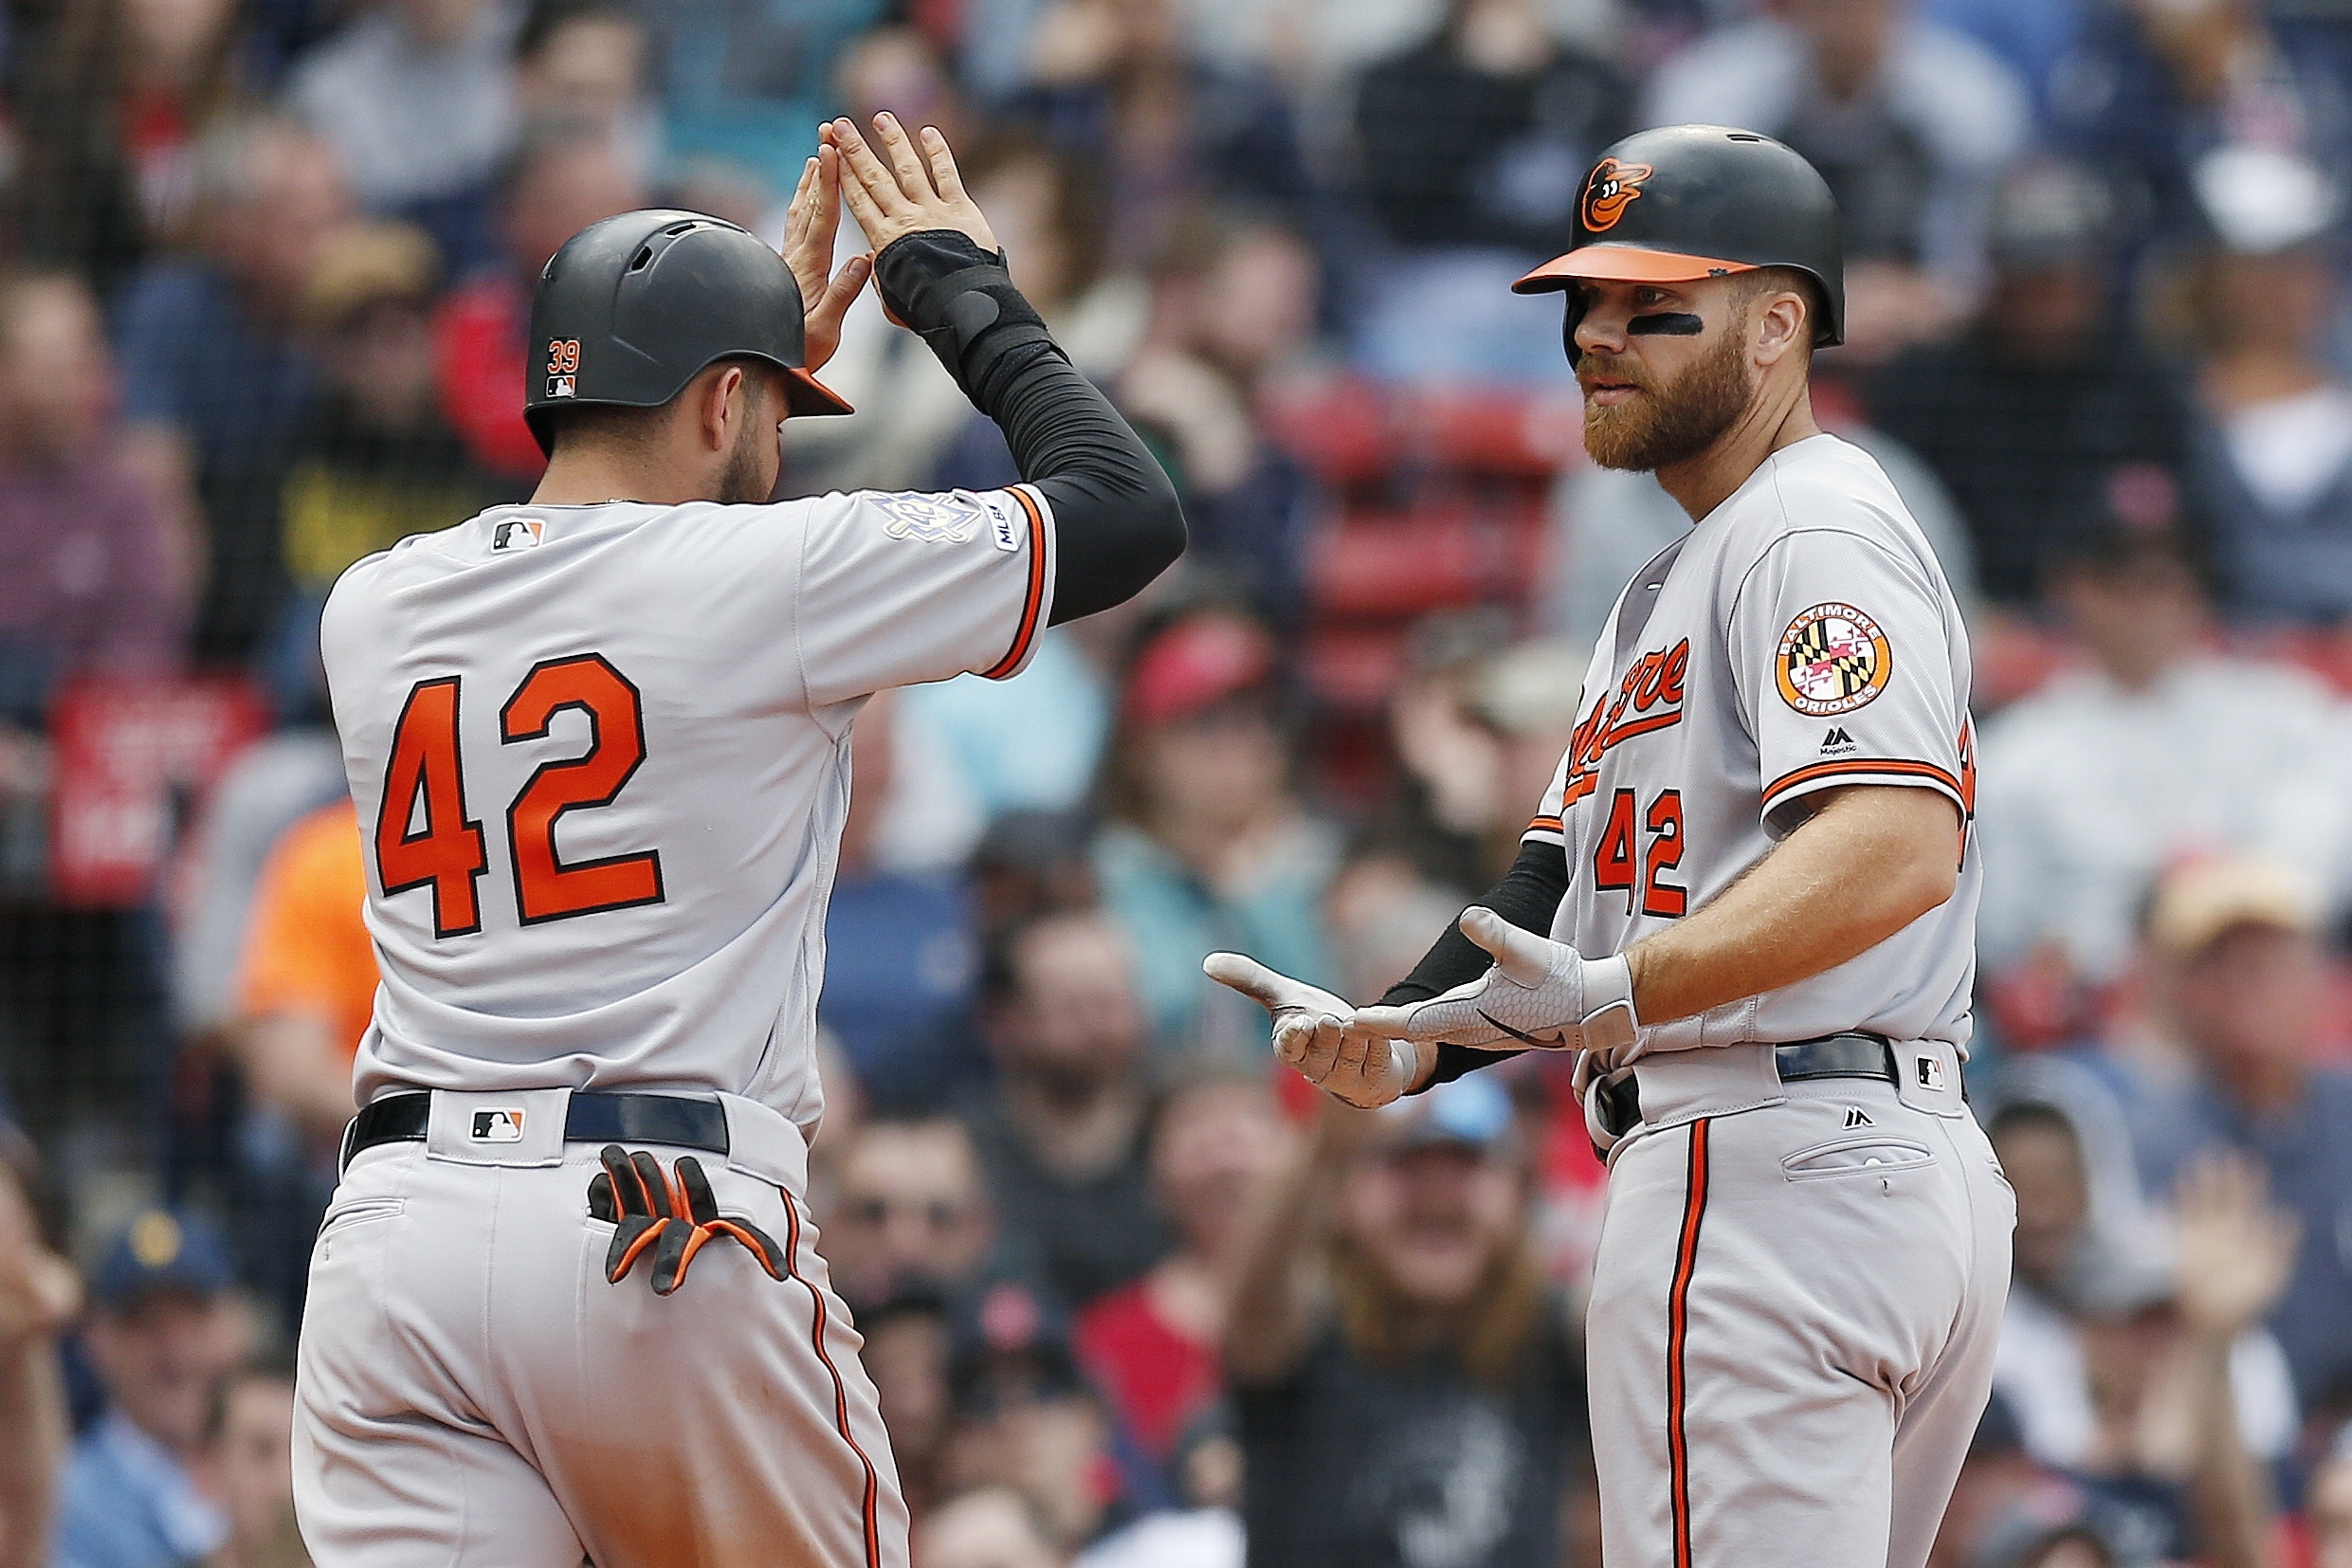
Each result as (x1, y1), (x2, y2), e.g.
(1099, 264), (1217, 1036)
(1655, 381), (1821, 523)
(532, 449), (718, 509)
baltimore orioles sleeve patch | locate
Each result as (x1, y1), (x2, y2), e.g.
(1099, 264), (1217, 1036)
(1775, 603), (1892, 718)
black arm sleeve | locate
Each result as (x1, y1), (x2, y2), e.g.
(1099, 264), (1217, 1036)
(1382, 835), (1574, 1090)
(871, 230), (1186, 622)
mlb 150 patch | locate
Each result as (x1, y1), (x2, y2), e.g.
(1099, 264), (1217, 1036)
(874, 491), (982, 544)
(1776, 602), (1892, 717)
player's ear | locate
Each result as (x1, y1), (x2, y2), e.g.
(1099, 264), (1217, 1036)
(695, 363), (747, 453)
(1753, 287), (1809, 367)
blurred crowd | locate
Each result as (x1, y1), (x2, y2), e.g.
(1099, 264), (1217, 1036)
(0, 0), (2351, 1562)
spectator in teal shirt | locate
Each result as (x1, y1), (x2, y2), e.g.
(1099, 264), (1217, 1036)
(1093, 607), (1340, 1059)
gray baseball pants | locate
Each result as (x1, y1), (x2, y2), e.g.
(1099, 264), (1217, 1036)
(291, 1088), (907, 1568)
(1585, 1040), (2014, 1568)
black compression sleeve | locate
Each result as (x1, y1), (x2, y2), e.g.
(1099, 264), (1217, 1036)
(1382, 835), (1573, 1091)
(871, 230), (1185, 622)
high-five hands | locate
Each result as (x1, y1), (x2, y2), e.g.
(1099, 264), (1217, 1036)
(778, 145), (871, 375)
(1347, 908), (1639, 1057)
(825, 113), (998, 259)
(1202, 954), (1420, 1108)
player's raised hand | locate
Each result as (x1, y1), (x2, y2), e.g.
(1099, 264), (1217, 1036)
(1347, 907), (1639, 1056)
(1203, 953), (1417, 1108)
(780, 145), (870, 374)
(825, 113), (998, 258)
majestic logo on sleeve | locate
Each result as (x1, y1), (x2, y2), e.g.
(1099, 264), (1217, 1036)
(1581, 159), (1653, 233)
(1776, 604), (1892, 717)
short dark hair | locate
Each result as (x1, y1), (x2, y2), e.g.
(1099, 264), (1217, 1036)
(540, 355), (776, 455)
(515, 0), (640, 63)
(1731, 264), (1823, 353)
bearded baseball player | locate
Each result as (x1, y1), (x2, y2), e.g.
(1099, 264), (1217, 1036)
(1211, 125), (2013, 1568)
(291, 115), (1182, 1567)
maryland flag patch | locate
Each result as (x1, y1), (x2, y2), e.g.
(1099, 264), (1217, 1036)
(1776, 603), (1892, 717)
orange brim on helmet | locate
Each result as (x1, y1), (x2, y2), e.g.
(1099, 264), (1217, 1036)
(1512, 246), (1759, 295)
(783, 366), (854, 417)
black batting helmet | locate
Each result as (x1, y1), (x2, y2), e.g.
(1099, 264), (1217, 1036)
(523, 209), (852, 456)
(1514, 125), (1844, 352)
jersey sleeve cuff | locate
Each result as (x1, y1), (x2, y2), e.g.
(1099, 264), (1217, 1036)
(978, 484), (1056, 681)
(1521, 813), (1566, 846)
(1759, 757), (1967, 822)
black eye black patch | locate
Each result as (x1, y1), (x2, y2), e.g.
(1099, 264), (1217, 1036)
(1628, 312), (1704, 337)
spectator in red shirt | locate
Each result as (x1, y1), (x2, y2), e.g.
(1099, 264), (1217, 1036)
(432, 121), (644, 484)
(1074, 1067), (1294, 1468)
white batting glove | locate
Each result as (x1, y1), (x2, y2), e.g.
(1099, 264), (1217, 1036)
(1346, 908), (1638, 1054)
(1203, 953), (1417, 1109)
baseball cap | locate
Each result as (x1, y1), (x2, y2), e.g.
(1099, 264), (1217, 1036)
(302, 220), (440, 329)
(1373, 1073), (1515, 1155)
(1468, 642), (1589, 738)
(2194, 145), (2340, 256)
(1986, 160), (2115, 272)
(1121, 612), (1276, 729)
(2144, 852), (2323, 959)
(91, 1209), (235, 1310)
(948, 1281), (1092, 1415)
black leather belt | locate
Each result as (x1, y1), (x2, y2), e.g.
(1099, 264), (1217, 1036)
(1773, 1031), (1898, 1084)
(1593, 1031), (1900, 1144)
(340, 1091), (730, 1172)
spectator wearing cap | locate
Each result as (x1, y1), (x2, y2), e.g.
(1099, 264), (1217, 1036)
(55, 1210), (247, 1568)
(1074, 1068), (1295, 1474)
(2116, 853), (2352, 1416)
(966, 908), (1170, 1312)
(0, 1130), (77, 1568)
(1643, 0), (2029, 356)
(432, 121), (646, 485)
(1866, 159), (2197, 607)
(819, 690), (982, 1105)
(1095, 607), (1341, 1057)
(286, 0), (520, 219)
(1974, 526), (2352, 1035)
(2179, 147), (2352, 623)
(281, 221), (506, 614)
(1225, 1078), (1587, 1568)
(1977, 1062), (2300, 1563)
(114, 114), (351, 664)
(942, 1284), (1133, 1551)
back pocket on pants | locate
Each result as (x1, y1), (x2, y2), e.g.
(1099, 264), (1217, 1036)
(1781, 1136), (1935, 1181)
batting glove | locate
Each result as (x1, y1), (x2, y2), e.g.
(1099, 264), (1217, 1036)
(588, 1146), (787, 1296)
(1346, 908), (1638, 1055)
(1203, 953), (1417, 1108)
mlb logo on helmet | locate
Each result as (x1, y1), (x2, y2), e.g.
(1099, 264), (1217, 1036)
(547, 374), (575, 398)
(471, 1108), (526, 1142)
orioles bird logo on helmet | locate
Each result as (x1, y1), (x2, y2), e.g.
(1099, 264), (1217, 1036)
(1582, 159), (1654, 233)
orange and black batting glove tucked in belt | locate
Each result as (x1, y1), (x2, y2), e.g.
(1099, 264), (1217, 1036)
(586, 1145), (786, 1295)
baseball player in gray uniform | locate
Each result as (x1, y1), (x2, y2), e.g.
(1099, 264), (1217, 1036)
(1211, 126), (2013, 1568)
(292, 116), (1182, 1567)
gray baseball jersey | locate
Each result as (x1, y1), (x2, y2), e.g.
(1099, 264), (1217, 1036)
(320, 485), (1054, 1135)
(1550, 434), (2011, 1568)
(1526, 432), (1980, 1057)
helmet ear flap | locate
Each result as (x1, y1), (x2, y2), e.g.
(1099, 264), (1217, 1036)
(1561, 289), (1587, 369)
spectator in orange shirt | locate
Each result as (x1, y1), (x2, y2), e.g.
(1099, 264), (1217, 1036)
(226, 796), (372, 1333)
(231, 797), (374, 1151)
